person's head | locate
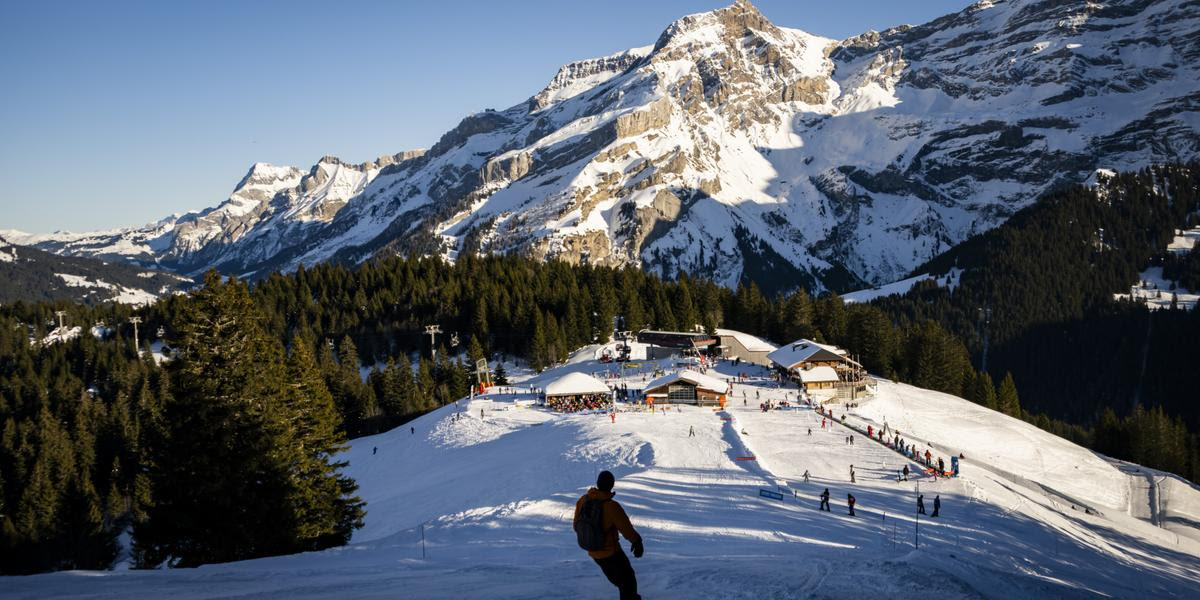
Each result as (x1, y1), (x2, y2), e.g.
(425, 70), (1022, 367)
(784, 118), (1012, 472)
(597, 470), (615, 492)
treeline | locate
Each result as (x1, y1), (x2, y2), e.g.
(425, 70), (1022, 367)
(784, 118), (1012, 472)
(0, 275), (364, 574)
(906, 163), (1200, 347)
(869, 163), (1200, 482)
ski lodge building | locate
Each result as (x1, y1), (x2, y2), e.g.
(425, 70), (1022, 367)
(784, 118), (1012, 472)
(767, 339), (871, 398)
(713, 328), (777, 366)
(642, 370), (729, 406)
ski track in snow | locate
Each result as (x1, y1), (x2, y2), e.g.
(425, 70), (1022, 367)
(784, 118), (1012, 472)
(6, 358), (1200, 599)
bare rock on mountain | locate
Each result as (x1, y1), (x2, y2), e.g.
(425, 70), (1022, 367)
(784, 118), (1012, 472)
(17, 0), (1200, 296)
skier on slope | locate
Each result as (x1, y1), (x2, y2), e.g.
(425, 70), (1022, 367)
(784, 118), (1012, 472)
(932, 495), (941, 518)
(902, 465), (909, 481)
(574, 471), (644, 600)
(803, 469), (810, 483)
(688, 425), (695, 437)
(819, 488), (831, 511)
(917, 494), (926, 515)
(847, 493), (856, 516)
(850, 465), (856, 483)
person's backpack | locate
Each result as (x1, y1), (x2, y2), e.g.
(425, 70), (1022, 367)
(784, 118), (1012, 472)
(575, 498), (608, 551)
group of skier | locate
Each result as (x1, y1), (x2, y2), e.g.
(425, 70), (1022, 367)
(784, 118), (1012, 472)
(813, 485), (942, 519)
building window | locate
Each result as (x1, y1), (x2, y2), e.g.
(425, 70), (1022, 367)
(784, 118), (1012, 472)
(668, 384), (695, 402)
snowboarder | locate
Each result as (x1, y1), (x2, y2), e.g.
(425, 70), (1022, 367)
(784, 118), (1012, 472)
(917, 494), (926, 515)
(688, 425), (695, 437)
(819, 488), (831, 511)
(932, 495), (941, 517)
(574, 471), (644, 600)
(803, 469), (810, 483)
(847, 493), (856, 516)
(902, 465), (909, 481)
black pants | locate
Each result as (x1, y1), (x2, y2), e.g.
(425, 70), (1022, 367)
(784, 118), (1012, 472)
(820, 499), (830, 511)
(594, 549), (640, 600)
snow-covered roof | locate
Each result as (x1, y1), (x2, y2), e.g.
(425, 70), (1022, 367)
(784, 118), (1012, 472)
(644, 369), (729, 394)
(544, 372), (611, 397)
(714, 328), (776, 352)
(767, 339), (855, 369)
(797, 366), (839, 383)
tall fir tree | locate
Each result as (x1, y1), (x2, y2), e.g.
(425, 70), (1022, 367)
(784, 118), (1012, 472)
(279, 338), (365, 549)
(134, 272), (362, 567)
(997, 372), (1022, 417)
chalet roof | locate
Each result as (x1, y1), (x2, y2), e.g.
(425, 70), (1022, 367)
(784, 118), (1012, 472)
(643, 369), (729, 394)
(714, 328), (777, 353)
(767, 339), (858, 369)
(797, 365), (839, 383)
(545, 372), (611, 397)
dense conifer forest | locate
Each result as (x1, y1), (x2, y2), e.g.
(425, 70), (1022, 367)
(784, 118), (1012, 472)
(872, 163), (1200, 483)
(3, 164), (1199, 574)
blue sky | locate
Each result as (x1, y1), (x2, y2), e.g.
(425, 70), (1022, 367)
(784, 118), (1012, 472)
(0, 0), (973, 233)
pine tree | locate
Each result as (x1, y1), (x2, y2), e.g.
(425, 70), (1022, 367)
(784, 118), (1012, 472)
(134, 272), (361, 568)
(386, 358), (410, 418)
(395, 353), (417, 416)
(997, 372), (1021, 417)
(530, 311), (548, 372)
(972, 371), (997, 410)
(780, 290), (814, 342)
(279, 338), (365, 550)
(417, 355), (436, 410)
(467, 336), (485, 371)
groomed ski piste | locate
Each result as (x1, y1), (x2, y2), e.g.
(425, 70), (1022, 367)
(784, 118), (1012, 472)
(7, 348), (1200, 599)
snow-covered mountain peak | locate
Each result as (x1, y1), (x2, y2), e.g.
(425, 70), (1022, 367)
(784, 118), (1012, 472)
(235, 162), (305, 195)
(530, 46), (653, 113)
(17, 0), (1200, 294)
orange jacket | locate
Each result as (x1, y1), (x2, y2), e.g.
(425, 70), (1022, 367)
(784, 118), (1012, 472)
(574, 488), (642, 559)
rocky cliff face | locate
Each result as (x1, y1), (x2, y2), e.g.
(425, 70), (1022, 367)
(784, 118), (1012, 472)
(14, 0), (1200, 294)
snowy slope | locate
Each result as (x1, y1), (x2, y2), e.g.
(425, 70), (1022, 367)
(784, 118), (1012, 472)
(8, 357), (1199, 598)
(14, 0), (1200, 294)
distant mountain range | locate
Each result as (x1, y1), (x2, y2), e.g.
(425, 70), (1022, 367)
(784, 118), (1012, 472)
(6, 0), (1199, 296)
(0, 234), (189, 306)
